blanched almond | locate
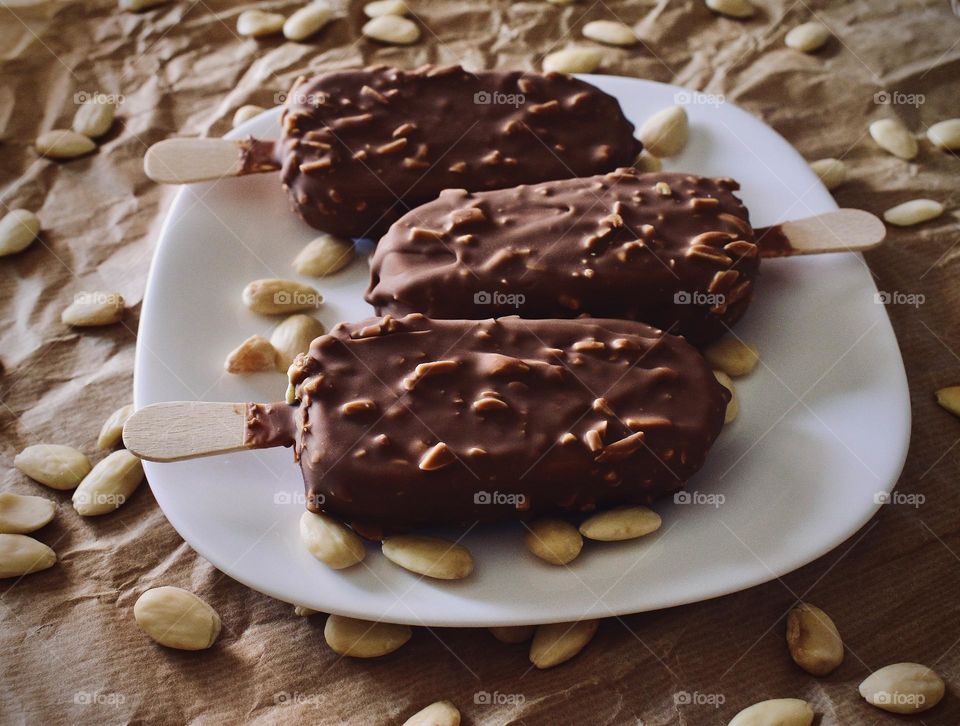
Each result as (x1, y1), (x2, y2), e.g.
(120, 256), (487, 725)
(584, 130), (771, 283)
(36, 130), (96, 159)
(15, 444), (91, 490)
(0, 493), (56, 534)
(883, 199), (944, 227)
(869, 119), (918, 160)
(242, 278), (323, 314)
(786, 603), (843, 676)
(581, 20), (636, 47)
(61, 291), (125, 327)
(936, 386), (960, 417)
(134, 586), (221, 650)
(927, 119), (960, 150)
(728, 698), (814, 726)
(292, 234), (355, 277)
(543, 47), (603, 74)
(0, 534), (56, 578)
(705, 0), (755, 19)
(634, 150), (662, 172)
(232, 104), (265, 128)
(225, 335), (277, 373)
(403, 701), (460, 726)
(271, 315), (325, 370)
(323, 614), (411, 657)
(299, 511), (366, 569)
(714, 370), (738, 424)
(579, 506), (661, 541)
(638, 105), (688, 157)
(382, 535), (474, 579)
(810, 158), (846, 190)
(72, 450), (143, 516)
(0, 209), (41, 257)
(283, 2), (334, 41)
(98, 403), (135, 449)
(362, 14), (420, 44)
(237, 10), (285, 37)
(72, 101), (116, 138)
(859, 663), (944, 714)
(704, 337), (758, 376)
(785, 22), (830, 52)
(529, 620), (598, 669)
(524, 519), (582, 565)
(294, 605), (317, 616)
(488, 625), (535, 644)
(364, 0), (407, 18)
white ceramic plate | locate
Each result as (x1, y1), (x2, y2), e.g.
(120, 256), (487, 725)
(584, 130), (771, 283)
(135, 75), (910, 627)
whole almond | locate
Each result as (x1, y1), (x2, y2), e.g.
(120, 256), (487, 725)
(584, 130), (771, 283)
(271, 315), (325, 370)
(362, 15), (420, 44)
(581, 20), (637, 47)
(382, 535), (474, 580)
(299, 511), (366, 569)
(119, 0), (167, 11)
(0, 534), (57, 578)
(134, 586), (221, 650)
(0, 209), (41, 257)
(36, 130), (96, 159)
(704, 337), (759, 376)
(935, 386), (960, 417)
(225, 335), (277, 373)
(927, 119), (960, 150)
(714, 370), (738, 424)
(294, 605), (317, 616)
(403, 700), (460, 726)
(283, 2), (333, 41)
(785, 22), (830, 52)
(72, 101), (116, 138)
(98, 403), (135, 449)
(579, 506), (661, 541)
(639, 105), (689, 157)
(810, 158), (846, 191)
(232, 105), (266, 128)
(869, 119), (918, 160)
(728, 698), (814, 726)
(705, 0), (755, 19)
(292, 234), (355, 277)
(237, 10), (285, 37)
(0, 493), (56, 534)
(15, 444), (91, 490)
(61, 291), (125, 327)
(883, 199), (944, 227)
(72, 450), (144, 516)
(324, 614), (412, 657)
(242, 278), (323, 314)
(529, 620), (598, 669)
(634, 150), (662, 172)
(489, 625), (535, 644)
(543, 47), (603, 74)
(859, 663), (944, 714)
(524, 519), (583, 565)
(786, 603), (843, 676)
(364, 0), (408, 17)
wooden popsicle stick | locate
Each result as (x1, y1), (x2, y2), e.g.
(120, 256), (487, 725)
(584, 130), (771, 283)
(144, 138), (280, 184)
(756, 208), (886, 258)
(123, 401), (256, 462)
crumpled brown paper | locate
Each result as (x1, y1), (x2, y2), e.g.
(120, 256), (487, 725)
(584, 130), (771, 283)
(2, 0), (960, 723)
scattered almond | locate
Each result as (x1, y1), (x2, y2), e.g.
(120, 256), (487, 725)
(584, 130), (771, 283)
(786, 603), (844, 676)
(543, 47), (603, 74)
(242, 278), (323, 314)
(237, 9), (285, 37)
(714, 370), (738, 424)
(581, 20), (636, 47)
(859, 663), (944, 714)
(362, 14), (420, 44)
(705, 0), (755, 19)
(810, 158), (846, 190)
(728, 698), (814, 726)
(704, 337), (759, 376)
(14, 444), (91, 490)
(0, 209), (41, 257)
(299, 511), (366, 569)
(0, 493), (56, 534)
(283, 2), (334, 41)
(61, 291), (125, 327)
(935, 386), (960, 417)
(72, 450), (144, 516)
(785, 22), (830, 52)
(926, 118), (960, 150)
(579, 506), (661, 542)
(524, 519), (583, 565)
(0, 534), (56, 578)
(529, 620), (598, 669)
(883, 199), (944, 227)
(638, 105), (689, 157)
(72, 101), (116, 138)
(402, 700), (460, 726)
(324, 614), (412, 657)
(271, 315), (325, 370)
(232, 105), (266, 128)
(869, 119), (918, 160)
(134, 586), (221, 650)
(364, 0), (408, 17)
(36, 130), (96, 159)
(382, 535), (474, 580)
(634, 150), (662, 172)
(292, 234), (355, 277)
(294, 605), (317, 616)
(489, 625), (535, 644)
(224, 335), (277, 373)
(98, 403), (135, 449)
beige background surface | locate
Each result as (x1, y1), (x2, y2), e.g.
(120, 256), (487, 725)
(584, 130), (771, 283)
(2, 0), (959, 723)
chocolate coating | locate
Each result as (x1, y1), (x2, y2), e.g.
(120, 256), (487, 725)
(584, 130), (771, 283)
(277, 65), (642, 238)
(254, 314), (727, 533)
(367, 169), (760, 345)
